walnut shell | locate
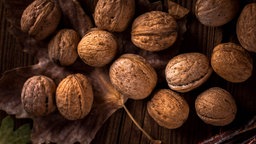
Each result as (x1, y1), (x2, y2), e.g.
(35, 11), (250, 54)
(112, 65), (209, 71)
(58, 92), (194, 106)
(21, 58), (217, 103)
(131, 11), (178, 51)
(48, 29), (80, 66)
(211, 43), (253, 83)
(56, 73), (93, 120)
(195, 0), (239, 27)
(195, 87), (237, 126)
(21, 75), (56, 116)
(77, 29), (117, 67)
(165, 53), (212, 93)
(147, 89), (189, 129)
(20, 0), (61, 40)
(109, 54), (157, 100)
(94, 0), (135, 32)
(236, 3), (256, 53)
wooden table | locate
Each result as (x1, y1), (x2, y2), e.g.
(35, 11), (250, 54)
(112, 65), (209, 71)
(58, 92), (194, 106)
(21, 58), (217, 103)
(0, 0), (255, 144)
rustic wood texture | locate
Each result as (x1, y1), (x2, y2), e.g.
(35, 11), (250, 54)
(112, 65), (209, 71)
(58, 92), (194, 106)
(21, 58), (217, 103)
(0, 0), (255, 144)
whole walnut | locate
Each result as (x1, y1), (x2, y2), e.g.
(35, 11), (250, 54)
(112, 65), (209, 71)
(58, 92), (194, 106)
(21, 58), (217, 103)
(77, 29), (117, 67)
(211, 43), (253, 83)
(195, 0), (239, 27)
(48, 29), (80, 66)
(147, 89), (189, 129)
(131, 11), (178, 52)
(20, 0), (61, 40)
(109, 54), (157, 100)
(165, 53), (212, 93)
(56, 73), (93, 120)
(195, 87), (237, 126)
(94, 0), (135, 32)
(21, 75), (56, 116)
(236, 3), (256, 53)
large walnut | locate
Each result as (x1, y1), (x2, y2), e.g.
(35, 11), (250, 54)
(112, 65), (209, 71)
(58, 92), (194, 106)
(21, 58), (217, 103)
(20, 0), (61, 40)
(21, 75), (56, 116)
(131, 11), (178, 52)
(94, 0), (135, 32)
(211, 43), (253, 83)
(56, 73), (93, 120)
(236, 3), (256, 53)
(165, 53), (212, 93)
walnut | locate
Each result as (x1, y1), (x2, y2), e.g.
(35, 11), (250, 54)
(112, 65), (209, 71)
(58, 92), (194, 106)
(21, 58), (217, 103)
(236, 3), (256, 53)
(21, 75), (56, 116)
(48, 29), (80, 66)
(131, 11), (178, 52)
(165, 53), (212, 93)
(147, 89), (189, 129)
(20, 0), (61, 40)
(109, 54), (157, 100)
(195, 87), (237, 126)
(211, 43), (253, 83)
(195, 0), (239, 27)
(56, 73), (93, 120)
(77, 29), (117, 67)
(94, 0), (135, 32)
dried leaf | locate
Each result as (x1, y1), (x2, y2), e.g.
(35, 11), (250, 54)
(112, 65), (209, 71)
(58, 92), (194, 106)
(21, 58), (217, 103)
(167, 0), (189, 19)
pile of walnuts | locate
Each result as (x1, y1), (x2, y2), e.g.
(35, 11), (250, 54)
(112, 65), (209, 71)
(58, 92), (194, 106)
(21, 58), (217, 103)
(20, 0), (256, 131)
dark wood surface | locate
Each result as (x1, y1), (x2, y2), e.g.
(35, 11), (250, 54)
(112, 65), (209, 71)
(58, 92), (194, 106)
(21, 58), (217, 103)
(0, 0), (255, 144)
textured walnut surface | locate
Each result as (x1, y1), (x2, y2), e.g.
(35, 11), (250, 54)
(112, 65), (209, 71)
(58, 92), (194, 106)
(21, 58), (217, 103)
(94, 0), (135, 32)
(56, 73), (93, 120)
(147, 89), (189, 129)
(109, 54), (157, 100)
(236, 3), (256, 53)
(78, 29), (117, 67)
(165, 53), (212, 92)
(21, 75), (56, 116)
(48, 29), (80, 66)
(195, 0), (239, 27)
(195, 87), (237, 126)
(211, 43), (253, 83)
(20, 0), (61, 40)
(131, 11), (178, 51)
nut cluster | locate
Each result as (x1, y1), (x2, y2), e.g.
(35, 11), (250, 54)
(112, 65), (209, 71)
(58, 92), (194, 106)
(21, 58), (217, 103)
(19, 0), (254, 132)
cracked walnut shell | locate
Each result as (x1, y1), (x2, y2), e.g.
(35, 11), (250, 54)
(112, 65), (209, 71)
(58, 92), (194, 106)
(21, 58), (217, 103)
(195, 87), (237, 126)
(20, 0), (61, 40)
(147, 89), (189, 129)
(21, 75), (56, 116)
(211, 43), (253, 83)
(131, 11), (178, 52)
(56, 73), (93, 120)
(165, 53), (212, 93)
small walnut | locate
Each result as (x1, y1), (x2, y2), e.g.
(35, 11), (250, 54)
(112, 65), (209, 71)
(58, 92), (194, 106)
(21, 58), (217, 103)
(211, 43), (253, 83)
(165, 53), (212, 93)
(131, 11), (178, 51)
(56, 73), (93, 120)
(236, 3), (256, 53)
(147, 89), (189, 129)
(109, 54), (157, 100)
(21, 75), (56, 116)
(195, 0), (239, 27)
(77, 29), (117, 67)
(48, 29), (80, 66)
(20, 0), (61, 40)
(94, 0), (135, 32)
(195, 87), (237, 126)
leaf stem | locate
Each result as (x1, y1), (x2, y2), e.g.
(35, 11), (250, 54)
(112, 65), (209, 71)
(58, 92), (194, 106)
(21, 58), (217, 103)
(122, 104), (162, 144)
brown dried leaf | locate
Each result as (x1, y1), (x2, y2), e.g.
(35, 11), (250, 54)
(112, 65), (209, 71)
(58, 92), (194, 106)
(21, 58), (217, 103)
(167, 0), (189, 19)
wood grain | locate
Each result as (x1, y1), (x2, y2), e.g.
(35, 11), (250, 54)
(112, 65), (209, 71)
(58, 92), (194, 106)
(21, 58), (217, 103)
(0, 0), (255, 144)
